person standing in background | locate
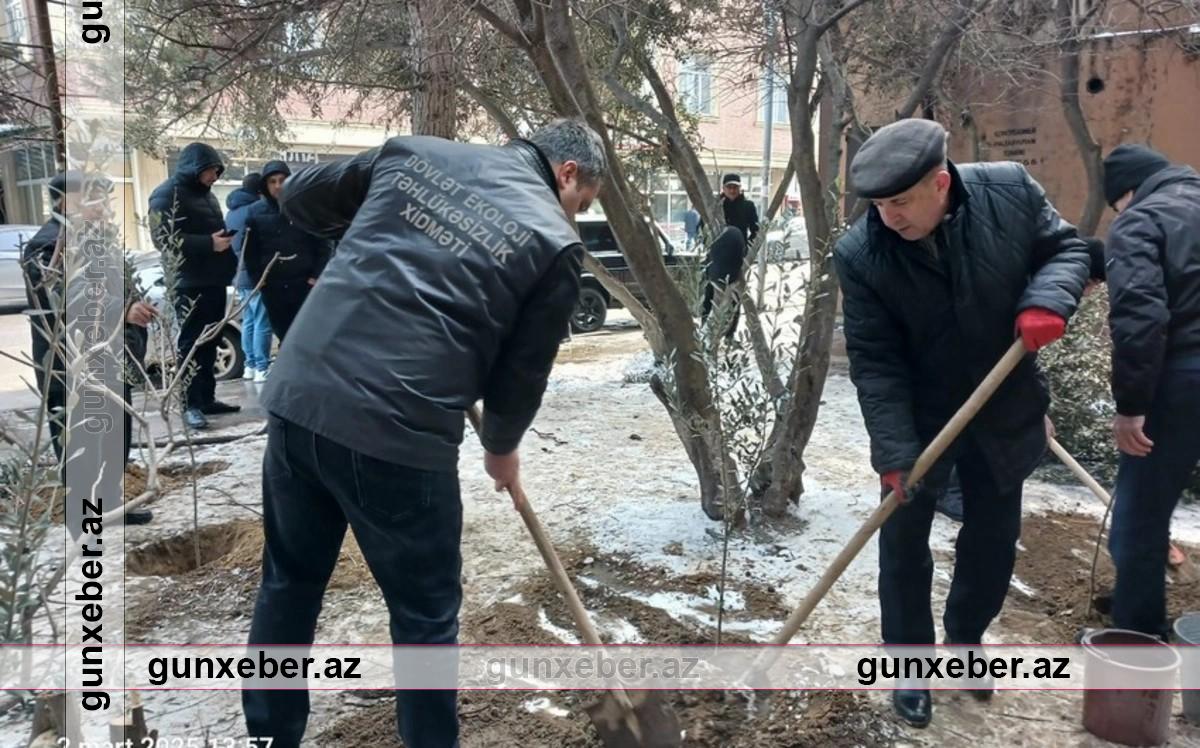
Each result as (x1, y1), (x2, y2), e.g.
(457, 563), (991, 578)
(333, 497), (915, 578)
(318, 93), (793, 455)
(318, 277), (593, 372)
(225, 172), (273, 382)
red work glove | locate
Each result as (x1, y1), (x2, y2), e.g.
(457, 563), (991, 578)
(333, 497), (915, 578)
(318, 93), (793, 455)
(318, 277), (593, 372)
(881, 470), (917, 505)
(1015, 307), (1066, 352)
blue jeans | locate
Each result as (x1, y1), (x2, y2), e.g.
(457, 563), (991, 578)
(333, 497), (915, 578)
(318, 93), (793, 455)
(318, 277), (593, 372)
(240, 289), (272, 371)
(244, 414), (462, 748)
(1109, 363), (1200, 639)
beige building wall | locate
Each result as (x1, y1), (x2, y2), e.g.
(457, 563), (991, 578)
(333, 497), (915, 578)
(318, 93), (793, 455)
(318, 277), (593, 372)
(946, 29), (1200, 234)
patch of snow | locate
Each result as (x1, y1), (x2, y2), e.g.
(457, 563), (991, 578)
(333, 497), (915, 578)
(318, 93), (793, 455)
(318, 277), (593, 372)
(523, 697), (570, 718)
(537, 608), (580, 644)
(1009, 577), (1037, 597)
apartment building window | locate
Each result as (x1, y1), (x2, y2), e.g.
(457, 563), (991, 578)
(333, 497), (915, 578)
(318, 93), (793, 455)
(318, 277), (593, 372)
(12, 142), (55, 222)
(759, 70), (789, 126)
(678, 58), (714, 117)
(2, 0), (27, 46)
(648, 173), (690, 248)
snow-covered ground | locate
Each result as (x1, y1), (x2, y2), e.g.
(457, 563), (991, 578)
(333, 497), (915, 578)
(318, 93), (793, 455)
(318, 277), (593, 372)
(7, 310), (1200, 746)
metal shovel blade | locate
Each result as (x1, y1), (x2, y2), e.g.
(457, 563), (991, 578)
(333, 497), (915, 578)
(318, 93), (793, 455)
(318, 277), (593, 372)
(584, 690), (681, 748)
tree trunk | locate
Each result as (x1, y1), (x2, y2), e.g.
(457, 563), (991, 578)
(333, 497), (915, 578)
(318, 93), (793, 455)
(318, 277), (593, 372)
(481, 0), (735, 519)
(756, 23), (844, 516)
(1056, 0), (1105, 236)
(32, 0), (64, 169)
(408, 0), (458, 139)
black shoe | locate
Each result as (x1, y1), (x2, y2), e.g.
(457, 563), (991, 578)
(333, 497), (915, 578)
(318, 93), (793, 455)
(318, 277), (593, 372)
(200, 400), (241, 415)
(945, 640), (994, 701)
(125, 508), (153, 525)
(892, 688), (932, 728)
(183, 408), (209, 430)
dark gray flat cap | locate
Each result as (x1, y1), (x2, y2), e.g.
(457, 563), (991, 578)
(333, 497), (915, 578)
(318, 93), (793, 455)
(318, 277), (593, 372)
(850, 118), (948, 199)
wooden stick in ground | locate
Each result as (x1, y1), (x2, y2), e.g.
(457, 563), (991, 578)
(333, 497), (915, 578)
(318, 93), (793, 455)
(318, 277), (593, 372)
(753, 339), (1029, 673)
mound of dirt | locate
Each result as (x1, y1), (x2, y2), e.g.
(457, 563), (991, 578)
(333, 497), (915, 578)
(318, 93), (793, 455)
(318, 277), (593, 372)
(556, 550), (789, 644)
(1000, 511), (1200, 642)
(320, 687), (898, 747)
(422, 550), (902, 747)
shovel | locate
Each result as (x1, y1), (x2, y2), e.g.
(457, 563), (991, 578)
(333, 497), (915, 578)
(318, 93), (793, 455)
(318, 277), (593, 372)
(749, 338), (1030, 678)
(467, 406), (681, 748)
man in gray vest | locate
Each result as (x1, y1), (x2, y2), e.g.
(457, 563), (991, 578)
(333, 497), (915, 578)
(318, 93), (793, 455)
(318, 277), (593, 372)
(242, 119), (606, 748)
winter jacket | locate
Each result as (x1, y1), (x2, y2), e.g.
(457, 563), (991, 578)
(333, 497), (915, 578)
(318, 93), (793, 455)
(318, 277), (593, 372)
(722, 194), (760, 242)
(1106, 165), (1200, 415)
(225, 187), (259, 290)
(260, 136), (584, 471)
(834, 161), (1089, 489)
(705, 226), (747, 283)
(147, 143), (235, 288)
(243, 197), (333, 287)
(21, 217), (59, 312)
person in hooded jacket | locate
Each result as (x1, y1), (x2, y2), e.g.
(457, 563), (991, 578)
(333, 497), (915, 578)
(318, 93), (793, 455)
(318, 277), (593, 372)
(225, 173), (273, 381)
(1100, 144), (1200, 640)
(242, 161), (333, 345)
(147, 142), (240, 431)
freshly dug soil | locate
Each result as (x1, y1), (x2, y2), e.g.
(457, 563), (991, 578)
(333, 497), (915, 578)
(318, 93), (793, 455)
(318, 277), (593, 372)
(999, 511), (1200, 642)
(322, 549), (899, 747)
(320, 689), (899, 747)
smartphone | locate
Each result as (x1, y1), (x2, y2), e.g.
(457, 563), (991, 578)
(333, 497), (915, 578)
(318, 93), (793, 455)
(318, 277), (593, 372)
(219, 229), (236, 238)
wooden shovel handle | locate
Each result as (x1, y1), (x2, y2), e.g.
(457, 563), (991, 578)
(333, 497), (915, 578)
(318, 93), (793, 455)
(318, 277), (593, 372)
(1048, 437), (1112, 507)
(767, 338), (1029, 648)
(466, 406), (634, 711)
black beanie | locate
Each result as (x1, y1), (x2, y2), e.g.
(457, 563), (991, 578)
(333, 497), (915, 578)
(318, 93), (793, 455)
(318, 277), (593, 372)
(1103, 144), (1170, 207)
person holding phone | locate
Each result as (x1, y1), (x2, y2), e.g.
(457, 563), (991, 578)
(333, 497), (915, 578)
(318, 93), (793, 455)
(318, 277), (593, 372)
(147, 142), (241, 430)
(242, 161), (333, 348)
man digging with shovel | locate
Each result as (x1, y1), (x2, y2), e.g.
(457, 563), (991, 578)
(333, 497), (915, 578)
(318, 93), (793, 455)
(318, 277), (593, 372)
(242, 119), (605, 748)
(834, 119), (1090, 727)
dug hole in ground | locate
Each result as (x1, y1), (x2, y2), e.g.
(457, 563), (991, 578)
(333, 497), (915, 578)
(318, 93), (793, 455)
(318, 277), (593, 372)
(10, 309), (1200, 747)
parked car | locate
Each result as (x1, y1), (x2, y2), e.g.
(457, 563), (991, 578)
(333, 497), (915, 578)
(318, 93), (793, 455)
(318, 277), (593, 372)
(130, 252), (247, 382)
(0, 225), (43, 310)
(765, 215), (809, 261)
(571, 214), (694, 334)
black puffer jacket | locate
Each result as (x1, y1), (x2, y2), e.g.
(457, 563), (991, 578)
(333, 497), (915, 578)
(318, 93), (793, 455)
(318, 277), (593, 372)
(1106, 165), (1200, 415)
(834, 161), (1089, 488)
(147, 143), (235, 288)
(261, 137), (584, 471)
(243, 162), (333, 286)
(722, 194), (760, 242)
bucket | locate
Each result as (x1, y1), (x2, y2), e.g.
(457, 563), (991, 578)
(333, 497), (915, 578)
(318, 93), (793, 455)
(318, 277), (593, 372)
(1173, 612), (1200, 723)
(1081, 628), (1179, 746)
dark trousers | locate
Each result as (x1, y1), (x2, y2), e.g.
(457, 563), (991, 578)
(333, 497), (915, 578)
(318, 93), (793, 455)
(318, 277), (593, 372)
(175, 286), (226, 408)
(879, 438), (1023, 645)
(700, 279), (740, 338)
(1109, 364), (1200, 639)
(262, 283), (310, 342)
(244, 414), (462, 748)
